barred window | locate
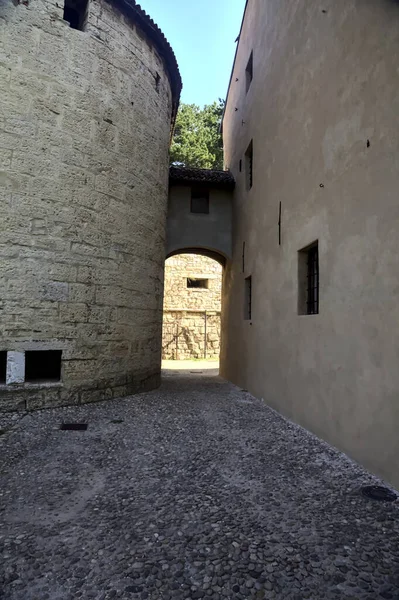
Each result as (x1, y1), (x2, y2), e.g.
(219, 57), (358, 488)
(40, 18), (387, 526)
(298, 242), (319, 315)
(244, 276), (252, 320)
(245, 140), (253, 190)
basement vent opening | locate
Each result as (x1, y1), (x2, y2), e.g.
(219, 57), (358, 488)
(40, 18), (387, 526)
(63, 0), (89, 30)
(0, 351), (6, 384)
(25, 350), (62, 383)
(60, 423), (88, 431)
(187, 278), (209, 289)
(361, 485), (397, 502)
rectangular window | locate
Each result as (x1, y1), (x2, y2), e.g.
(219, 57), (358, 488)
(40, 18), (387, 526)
(187, 278), (209, 289)
(298, 241), (319, 315)
(25, 350), (62, 383)
(246, 51), (253, 93)
(0, 351), (6, 384)
(244, 276), (252, 320)
(63, 0), (89, 31)
(245, 140), (253, 190)
(191, 188), (210, 214)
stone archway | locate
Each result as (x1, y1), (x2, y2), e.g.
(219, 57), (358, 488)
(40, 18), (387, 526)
(162, 251), (225, 363)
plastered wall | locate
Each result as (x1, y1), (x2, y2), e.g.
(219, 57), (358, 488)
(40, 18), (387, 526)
(221, 0), (399, 487)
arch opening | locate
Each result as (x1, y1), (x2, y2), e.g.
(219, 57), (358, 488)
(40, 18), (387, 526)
(166, 247), (227, 267)
(162, 250), (224, 377)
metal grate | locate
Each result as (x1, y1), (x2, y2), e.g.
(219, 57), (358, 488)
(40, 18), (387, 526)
(361, 485), (397, 502)
(306, 244), (319, 314)
(60, 423), (88, 431)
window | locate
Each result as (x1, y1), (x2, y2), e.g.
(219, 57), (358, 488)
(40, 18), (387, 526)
(25, 350), (62, 383)
(0, 351), (6, 384)
(246, 51), (253, 93)
(244, 276), (252, 320)
(191, 188), (210, 214)
(245, 140), (253, 190)
(63, 0), (89, 30)
(187, 278), (209, 289)
(298, 241), (319, 315)
(239, 159), (242, 172)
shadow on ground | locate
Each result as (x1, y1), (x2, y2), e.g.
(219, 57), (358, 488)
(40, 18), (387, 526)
(0, 371), (398, 599)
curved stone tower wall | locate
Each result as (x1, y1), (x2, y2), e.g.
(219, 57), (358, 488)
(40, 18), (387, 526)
(0, 0), (179, 410)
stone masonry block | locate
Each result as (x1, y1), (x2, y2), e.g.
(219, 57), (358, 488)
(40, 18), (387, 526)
(6, 351), (25, 384)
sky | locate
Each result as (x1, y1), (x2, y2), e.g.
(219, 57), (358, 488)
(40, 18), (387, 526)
(138, 0), (246, 107)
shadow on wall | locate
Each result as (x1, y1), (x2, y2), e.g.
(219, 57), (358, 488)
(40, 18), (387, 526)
(162, 313), (221, 360)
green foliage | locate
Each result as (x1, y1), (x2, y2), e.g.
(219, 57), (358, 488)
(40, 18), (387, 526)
(170, 100), (225, 170)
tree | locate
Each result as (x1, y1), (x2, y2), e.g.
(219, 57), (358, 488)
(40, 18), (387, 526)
(170, 100), (225, 170)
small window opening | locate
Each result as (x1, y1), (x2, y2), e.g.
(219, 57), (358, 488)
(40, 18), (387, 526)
(245, 140), (253, 190)
(25, 350), (62, 383)
(245, 51), (253, 93)
(63, 0), (88, 31)
(298, 241), (319, 315)
(244, 276), (252, 320)
(191, 188), (210, 214)
(155, 72), (161, 93)
(239, 159), (242, 172)
(0, 351), (6, 384)
(187, 278), (209, 289)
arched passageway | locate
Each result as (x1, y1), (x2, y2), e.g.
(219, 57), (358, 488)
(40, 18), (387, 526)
(162, 250), (225, 376)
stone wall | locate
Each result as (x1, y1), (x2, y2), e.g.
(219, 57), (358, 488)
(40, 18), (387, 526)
(162, 254), (222, 359)
(0, 0), (178, 410)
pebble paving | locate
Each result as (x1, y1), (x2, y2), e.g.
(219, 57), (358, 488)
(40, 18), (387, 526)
(1, 370), (399, 600)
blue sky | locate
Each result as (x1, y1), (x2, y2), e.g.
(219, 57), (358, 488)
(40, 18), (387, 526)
(139, 0), (245, 106)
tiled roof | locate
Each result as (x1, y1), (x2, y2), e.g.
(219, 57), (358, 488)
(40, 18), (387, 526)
(105, 0), (182, 131)
(169, 166), (235, 189)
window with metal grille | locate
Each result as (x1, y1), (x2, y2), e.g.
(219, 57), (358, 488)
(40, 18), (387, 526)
(0, 351), (6, 383)
(298, 242), (319, 315)
(25, 350), (62, 383)
(63, 0), (89, 30)
(246, 51), (253, 93)
(245, 141), (253, 190)
(187, 278), (209, 289)
(244, 276), (252, 320)
(191, 188), (210, 214)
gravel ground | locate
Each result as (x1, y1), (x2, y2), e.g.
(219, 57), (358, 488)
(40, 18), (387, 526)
(1, 372), (399, 600)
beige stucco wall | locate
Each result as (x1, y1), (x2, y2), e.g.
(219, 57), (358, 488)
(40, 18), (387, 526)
(0, 0), (174, 410)
(162, 254), (222, 359)
(167, 185), (232, 260)
(221, 0), (399, 487)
